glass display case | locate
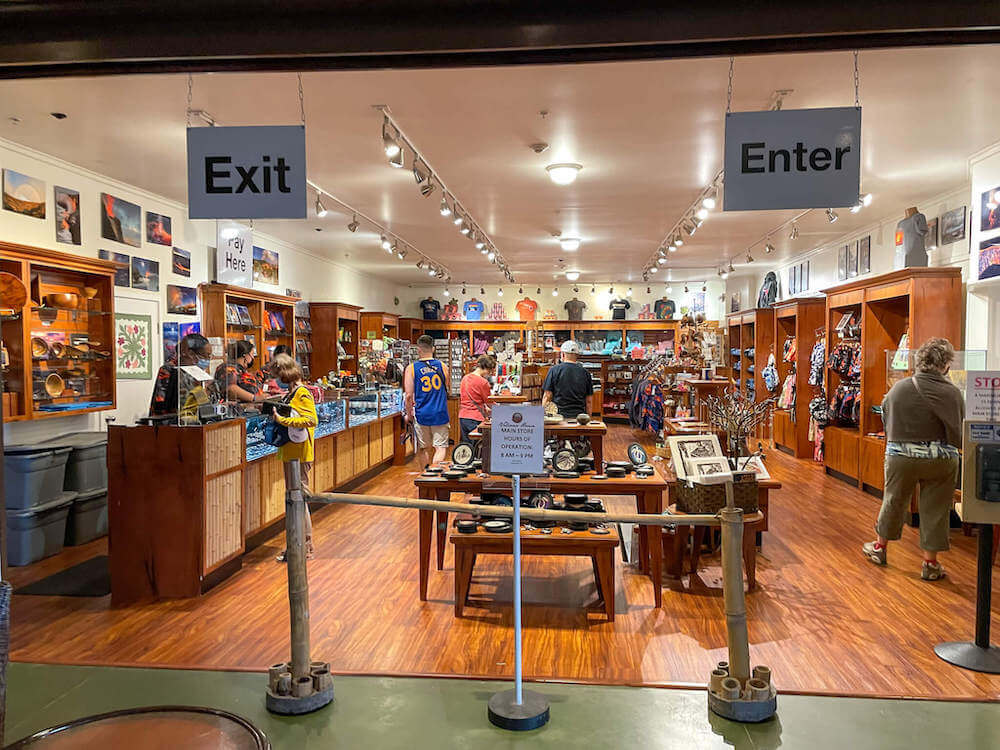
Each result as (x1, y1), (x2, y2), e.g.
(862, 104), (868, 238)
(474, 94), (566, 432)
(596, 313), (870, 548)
(379, 386), (403, 417)
(315, 397), (347, 438)
(543, 329), (572, 351)
(884, 349), (986, 397)
(245, 413), (277, 462)
(625, 329), (675, 359)
(575, 329), (622, 355)
(347, 390), (379, 427)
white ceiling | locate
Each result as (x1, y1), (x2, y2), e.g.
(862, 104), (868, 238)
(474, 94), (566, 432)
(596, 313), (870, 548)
(1, 44), (998, 286)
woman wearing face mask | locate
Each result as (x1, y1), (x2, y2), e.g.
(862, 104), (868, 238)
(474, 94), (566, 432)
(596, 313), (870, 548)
(149, 333), (213, 417)
(215, 340), (268, 403)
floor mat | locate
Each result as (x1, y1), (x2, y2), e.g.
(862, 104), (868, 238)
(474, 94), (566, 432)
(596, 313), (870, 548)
(15, 556), (110, 597)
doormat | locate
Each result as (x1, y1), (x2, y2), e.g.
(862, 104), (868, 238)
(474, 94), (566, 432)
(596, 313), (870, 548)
(15, 555), (110, 597)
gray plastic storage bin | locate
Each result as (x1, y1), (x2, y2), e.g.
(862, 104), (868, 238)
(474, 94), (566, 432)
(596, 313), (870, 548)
(4, 446), (72, 509)
(65, 487), (108, 546)
(6, 491), (76, 566)
(37, 432), (109, 493)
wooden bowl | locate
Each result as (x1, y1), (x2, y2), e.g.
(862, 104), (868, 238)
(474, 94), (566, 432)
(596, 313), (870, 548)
(0, 272), (27, 310)
(30, 337), (49, 358)
(576, 413), (591, 425)
(50, 342), (65, 358)
(38, 307), (58, 323)
(43, 292), (78, 309)
(44, 372), (64, 398)
(82, 286), (98, 299)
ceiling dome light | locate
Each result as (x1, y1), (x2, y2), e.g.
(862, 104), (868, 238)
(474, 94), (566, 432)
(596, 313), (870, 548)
(347, 214), (359, 232)
(314, 195), (328, 218)
(439, 197), (452, 216)
(559, 237), (581, 252)
(546, 163), (583, 186)
(380, 235), (392, 250)
(565, 270), (580, 281)
(382, 119), (401, 158)
(826, 208), (839, 223)
(696, 207), (709, 220)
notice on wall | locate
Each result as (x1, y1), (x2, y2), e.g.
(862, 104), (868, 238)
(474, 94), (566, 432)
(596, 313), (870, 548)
(216, 220), (253, 287)
(187, 125), (307, 219)
(490, 404), (544, 476)
(966, 371), (1000, 422)
(723, 107), (861, 211)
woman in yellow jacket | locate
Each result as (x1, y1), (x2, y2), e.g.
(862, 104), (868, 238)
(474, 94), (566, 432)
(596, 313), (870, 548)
(272, 354), (317, 562)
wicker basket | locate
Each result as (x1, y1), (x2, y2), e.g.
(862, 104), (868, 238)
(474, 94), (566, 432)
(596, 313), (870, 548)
(675, 477), (758, 514)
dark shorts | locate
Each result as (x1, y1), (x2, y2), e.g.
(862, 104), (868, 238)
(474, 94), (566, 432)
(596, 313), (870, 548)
(460, 418), (482, 443)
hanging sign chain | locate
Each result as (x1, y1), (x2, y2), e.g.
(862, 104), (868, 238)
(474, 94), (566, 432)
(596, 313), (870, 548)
(853, 51), (860, 108)
(726, 57), (735, 114)
(297, 73), (306, 126)
(186, 73), (194, 127)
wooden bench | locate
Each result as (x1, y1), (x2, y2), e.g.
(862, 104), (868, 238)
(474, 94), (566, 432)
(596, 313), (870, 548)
(449, 523), (620, 620)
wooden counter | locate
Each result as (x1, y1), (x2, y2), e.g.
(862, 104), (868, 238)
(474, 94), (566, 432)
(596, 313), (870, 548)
(108, 412), (403, 605)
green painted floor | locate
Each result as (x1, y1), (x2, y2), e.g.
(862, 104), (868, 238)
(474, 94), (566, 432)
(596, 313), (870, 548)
(5, 663), (1000, 749)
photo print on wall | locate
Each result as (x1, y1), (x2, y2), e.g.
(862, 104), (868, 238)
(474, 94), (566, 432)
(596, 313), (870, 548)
(2, 169), (46, 218)
(166, 284), (198, 315)
(838, 245), (848, 280)
(131, 256), (160, 292)
(172, 247), (191, 277)
(146, 211), (172, 246)
(100, 192), (141, 247)
(859, 235), (871, 274)
(926, 216), (938, 251)
(252, 246), (279, 285)
(54, 186), (81, 245)
(847, 242), (858, 278)
(99, 249), (131, 287)
(978, 238), (1000, 281)
(162, 321), (179, 363)
(940, 206), (967, 245)
(981, 186), (1000, 233)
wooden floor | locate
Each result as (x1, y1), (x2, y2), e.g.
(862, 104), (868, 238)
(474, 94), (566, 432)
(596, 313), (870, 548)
(8, 425), (1000, 700)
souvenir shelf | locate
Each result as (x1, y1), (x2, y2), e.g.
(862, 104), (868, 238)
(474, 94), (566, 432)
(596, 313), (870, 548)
(199, 283), (299, 381)
(293, 300), (312, 378)
(601, 360), (643, 420)
(821, 267), (963, 492)
(772, 298), (826, 458)
(0, 242), (118, 422)
(360, 311), (399, 341)
(311, 302), (361, 377)
(725, 308), (775, 408)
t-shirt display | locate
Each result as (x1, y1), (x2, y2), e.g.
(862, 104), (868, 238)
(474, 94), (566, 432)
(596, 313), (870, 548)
(489, 302), (507, 320)
(609, 298), (631, 320)
(564, 298), (586, 321)
(442, 299), (459, 320)
(542, 361), (594, 418)
(653, 298), (676, 319)
(419, 298), (441, 320)
(894, 211), (929, 269)
(515, 297), (539, 321)
(463, 299), (485, 321)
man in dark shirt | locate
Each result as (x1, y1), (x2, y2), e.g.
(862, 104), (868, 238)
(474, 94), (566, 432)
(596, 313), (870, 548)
(149, 333), (212, 416)
(609, 298), (630, 320)
(542, 340), (594, 418)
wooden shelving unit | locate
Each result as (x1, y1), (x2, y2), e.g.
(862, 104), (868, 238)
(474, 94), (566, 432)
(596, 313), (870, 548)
(772, 298), (826, 458)
(601, 360), (643, 420)
(725, 308), (774, 404)
(311, 302), (361, 376)
(293, 300), (312, 378)
(1, 242), (118, 422)
(360, 311), (399, 341)
(821, 267), (963, 491)
(199, 283), (298, 379)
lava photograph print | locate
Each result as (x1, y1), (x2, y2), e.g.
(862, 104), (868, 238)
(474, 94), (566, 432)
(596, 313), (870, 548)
(162, 321), (179, 363)
(100, 192), (141, 247)
(53, 186), (81, 244)
(146, 211), (172, 246)
(978, 238), (1000, 281)
(940, 206), (967, 244)
(981, 187), (1000, 233)
(166, 284), (197, 315)
(2, 169), (46, 218)
(252, 246), (279, 285)
(171, 246), (191, 276)
(98, 249), (131, 287)
(131, 256), (160, 292)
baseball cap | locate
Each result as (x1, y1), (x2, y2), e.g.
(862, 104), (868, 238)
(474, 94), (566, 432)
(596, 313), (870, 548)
(560, 340), (581, 354)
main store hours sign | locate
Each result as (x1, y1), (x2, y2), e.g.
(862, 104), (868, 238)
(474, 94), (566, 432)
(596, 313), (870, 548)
(966, 371), (1000, 423)
(724, 107), (861, 211)
(187, 125), (306, 219)
(490, 404), (544, 476)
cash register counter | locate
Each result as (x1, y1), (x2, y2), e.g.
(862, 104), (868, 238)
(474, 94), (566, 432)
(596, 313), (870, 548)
(108, 388), (406, 605)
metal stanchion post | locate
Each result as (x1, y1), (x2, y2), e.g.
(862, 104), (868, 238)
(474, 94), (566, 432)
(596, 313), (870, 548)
(488, 473), (550, 731)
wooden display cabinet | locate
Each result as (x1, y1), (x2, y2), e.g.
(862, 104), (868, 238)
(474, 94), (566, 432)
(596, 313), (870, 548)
(360, 311), (399, 341)
(1, 242), (118, 422)
(311, 302), (361, 376)
(772, 298), (826, 458)
(821, 267), (962, 490)
(199, 283), (299, 379)
(725, 308), (774, 406)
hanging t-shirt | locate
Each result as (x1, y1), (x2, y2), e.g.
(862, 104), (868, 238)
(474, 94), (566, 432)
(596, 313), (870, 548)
(653, 298), (676, 319)
(609, 298), (630, 320)
(515, 298), (538, 321)
(419, 298), (441, 320)
(463, 299), (485, 321)
(564, 298), (586, 321)
(442, 301), (459, 320)
(894, 213), (929, 269)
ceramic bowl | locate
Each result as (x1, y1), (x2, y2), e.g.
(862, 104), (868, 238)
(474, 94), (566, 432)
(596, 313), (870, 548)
(43, 292), (78, 309)
(44, 372), (64, 398)
(576, 413), (591, 425)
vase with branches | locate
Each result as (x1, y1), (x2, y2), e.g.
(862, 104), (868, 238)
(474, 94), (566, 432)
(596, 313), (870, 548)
(705, 387), (775, 467)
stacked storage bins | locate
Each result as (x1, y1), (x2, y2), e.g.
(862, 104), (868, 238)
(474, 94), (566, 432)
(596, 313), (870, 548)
(4, 445), (76, 566)
(37, 433), (109, 546)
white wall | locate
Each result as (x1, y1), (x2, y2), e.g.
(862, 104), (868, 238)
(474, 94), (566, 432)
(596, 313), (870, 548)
(396, 279), (728, 322)
(967, 143), (1000, 366)
(0, 137), (404, 444)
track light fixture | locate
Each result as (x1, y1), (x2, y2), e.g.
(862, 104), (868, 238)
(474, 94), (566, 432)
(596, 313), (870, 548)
(674, 234), (684, 247)
(380, 235), (392, 251)
(497, 287), (504, 297)
(347, 214), (359, 232)
(657, 256), (667, 265)
(702, 283), (707, 292)
(552, 287), (558, 296)
(536, 287), (541, 295)
(480, 286), (485, 295)
(314, 195), (328, 218)
(764, 241), (775, 254)
(691, 216), (704, 229)
(462, 285), (467, 295)
(439, 196), (452, 216)
(721, 268), (729, 280)
(382, 118), (401, 157)
(453, 212), (463, 226)
(397, 247), (407, 260)
(388, 146), (404, 169)
(645, 169), (721, 284)
(518, 286), (523, 294)
(487, 250), (496, 262)
(789, 223), (799, 240)
(460, 222), (471, 236)
(702, 188), (717, 210)
(650, 265), (658, 273)
(646, 286), (651, 294)
(475, 237), (486, 250)
(626, 287), (633, 297)
(826, 208), (838, 223)
(728, 261), (735, 273)
(416, 260), (424, 270)
(591, 284), (596, 294)
(862, 193), (873, 207)
(480, 246), (489, 255)
(666, 285), (673, 294)
(696, 207), (709, 220)
(573, 286), (579, 293)
(609, 285), (614, 294)
(413, 160), (428, 184)
(746, 251), (754, 263)
(684, 284), (689, 293)
(420, 180), (435, 197)
(642, 272), (649, 282)
(683, 221), (696, 237)
(387, 241), (396, 255)
(443, 286), (450, 297)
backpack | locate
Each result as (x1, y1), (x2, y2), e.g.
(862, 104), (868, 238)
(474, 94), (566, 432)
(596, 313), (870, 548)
(757, 271), (779, 308)
(762, 354), (780, 392)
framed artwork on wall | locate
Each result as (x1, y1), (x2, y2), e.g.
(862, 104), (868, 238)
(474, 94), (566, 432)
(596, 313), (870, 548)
(115, 313), (152, 380)
(980, 186), (1000, 233)
(788, 265), (796, 295)
(54, 186), (81, 245)
(2, 169), (46, 219)
(940, 206), (967, 245)
(100, 193), (141, 247)
(146, 211), (172, 246)
(925, 216), (939, 251)
(838, 245), (848, 280)
(859, 235), (871, 274)
(99, 249), (130, 287)
(847, 242), (859, 278)
(800, 261), (809, 291)
(978, 238), (1000, 281)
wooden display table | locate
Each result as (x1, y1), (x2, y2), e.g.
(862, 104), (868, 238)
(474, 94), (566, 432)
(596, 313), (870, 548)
(685, 379), (730, 422)
(449, 524), (620, 620)
(487, 393), (530, 404)
(470, 419), (608, 469)
(663, 504), (765, 590)
(415, 471), (667, 606)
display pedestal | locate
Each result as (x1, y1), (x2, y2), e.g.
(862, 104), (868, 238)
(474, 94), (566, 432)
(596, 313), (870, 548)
(934, 523), (1000, 673)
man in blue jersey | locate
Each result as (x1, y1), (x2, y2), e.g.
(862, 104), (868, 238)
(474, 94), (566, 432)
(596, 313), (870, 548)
(403, 334), (451, 467)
